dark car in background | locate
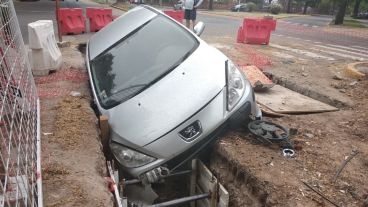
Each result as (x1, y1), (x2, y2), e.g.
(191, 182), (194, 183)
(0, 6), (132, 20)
(231, 3), (250, 12)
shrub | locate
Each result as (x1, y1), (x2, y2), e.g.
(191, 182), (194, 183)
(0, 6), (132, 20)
(247, 2), (257, 12)
(270, 3), (282, 14)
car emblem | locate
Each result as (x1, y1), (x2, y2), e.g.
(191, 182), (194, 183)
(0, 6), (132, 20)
(179, 121), (202, 142)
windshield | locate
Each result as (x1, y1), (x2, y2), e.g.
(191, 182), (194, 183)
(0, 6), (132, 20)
(90, 15), (198, 109)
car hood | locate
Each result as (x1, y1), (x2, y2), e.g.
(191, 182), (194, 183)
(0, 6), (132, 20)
(107, 43), (227, 147)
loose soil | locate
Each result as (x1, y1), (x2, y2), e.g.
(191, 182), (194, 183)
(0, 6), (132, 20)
(37, 44), (113, 206)
(203, 34), (368, 206)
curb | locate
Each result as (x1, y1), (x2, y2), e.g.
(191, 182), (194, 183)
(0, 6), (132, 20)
(110, 4), (128, 11)
(344, 62), (367, 79)
(198, 11), (301, 20)
(265, 72), (352, 108)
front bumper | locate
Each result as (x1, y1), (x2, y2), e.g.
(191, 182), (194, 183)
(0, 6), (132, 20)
(115, 83), (260, 178)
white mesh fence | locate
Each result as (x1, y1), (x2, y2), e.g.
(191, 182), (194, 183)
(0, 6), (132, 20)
(0, 0), (41, 206)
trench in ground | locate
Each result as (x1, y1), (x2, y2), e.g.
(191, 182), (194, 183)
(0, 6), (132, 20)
(77, 43), (344, 206)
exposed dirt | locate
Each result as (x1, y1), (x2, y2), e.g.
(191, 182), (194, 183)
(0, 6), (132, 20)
(37, 44), (113, 206)
(203, 36), (368, 206)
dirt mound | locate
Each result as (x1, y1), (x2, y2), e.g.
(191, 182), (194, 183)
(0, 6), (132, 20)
(211, 79), (368, 206)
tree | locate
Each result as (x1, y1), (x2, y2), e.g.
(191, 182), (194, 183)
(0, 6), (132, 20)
(286, 0), (292, 13)
(208, 0), (213, 10)
(353, 0), (362, 18)
(303, 0), (310, 14)
(334, 0), (348, 24)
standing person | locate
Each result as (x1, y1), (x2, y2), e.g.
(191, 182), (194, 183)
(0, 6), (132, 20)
(183, 0), (203, 30)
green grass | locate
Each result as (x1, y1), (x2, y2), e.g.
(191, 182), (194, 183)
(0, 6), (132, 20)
(93, 0), (106, 4)
(330, 19), (368, 28)
(342, 19), (367, 28)
(199, 10), (304, 19)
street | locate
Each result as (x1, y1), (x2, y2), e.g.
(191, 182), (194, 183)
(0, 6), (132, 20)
(14, 0), (102, 43)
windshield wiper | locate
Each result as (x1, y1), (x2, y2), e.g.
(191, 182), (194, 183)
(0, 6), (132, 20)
(109, 84), (147, 101)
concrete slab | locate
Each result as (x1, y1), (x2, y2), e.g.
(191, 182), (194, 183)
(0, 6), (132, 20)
(256, 85), (338, 114)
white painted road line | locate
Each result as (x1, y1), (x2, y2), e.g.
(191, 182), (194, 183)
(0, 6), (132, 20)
(303, 24), (309, 27)
(314, 42), (322, 44)
(272, 51), (295, 59)
(311, 48), (365, 61)
(352, 46), (367, 50)
(312, 25), (319, 28)
(270, 44), (335, 61)
(327, 44), (368, 54)
(316, 45), (368, 58)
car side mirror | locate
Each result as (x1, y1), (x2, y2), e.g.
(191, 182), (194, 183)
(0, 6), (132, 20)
(194, 22), (205, 36)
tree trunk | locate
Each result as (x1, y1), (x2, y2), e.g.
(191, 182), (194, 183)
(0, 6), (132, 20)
(334, 0), (348, 25)
(208, 0), (213, 10)
(330, 0), (336, 15)
(353, 0), (361, 18)
(287, 0), (292, 13)
(268, 0), (272, 4)
(303, 1), (308, 14)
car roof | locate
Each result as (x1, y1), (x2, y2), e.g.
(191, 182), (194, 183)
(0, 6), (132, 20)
(88, 6), (158, 60)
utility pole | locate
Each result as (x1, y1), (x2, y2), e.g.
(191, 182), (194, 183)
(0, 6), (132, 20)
(55, 0), (62, 42)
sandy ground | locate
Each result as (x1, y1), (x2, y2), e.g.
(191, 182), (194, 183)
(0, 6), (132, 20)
(37, 44), (113, 206)
(203, 34), (368, 206)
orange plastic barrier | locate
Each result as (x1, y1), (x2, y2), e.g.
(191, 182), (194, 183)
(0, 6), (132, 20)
(86, 8), (113, 32)
(57, 8), (85, 35)
(237, 18), (277, 45)
(163, 10), (184, 24)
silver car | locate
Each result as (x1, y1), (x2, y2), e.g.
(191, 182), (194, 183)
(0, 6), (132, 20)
(86, 6), (261, 180)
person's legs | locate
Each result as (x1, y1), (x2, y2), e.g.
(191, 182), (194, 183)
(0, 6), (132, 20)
(191, 9), (197, 30)
(186, 19), (190, 29)
(184, 9), (191, 29)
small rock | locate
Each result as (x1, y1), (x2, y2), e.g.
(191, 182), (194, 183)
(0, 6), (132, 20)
(339, 89), (346, 93)
(349, 81), (358, 86)
(289, 128), (298, 136)
(332, 73), (344, 80)
(304, 133), (314, 139)
(339, 190), (345, 194)
(363, 198), (368, 207)
(302, 72), (308, 77)
(57, 41), (71, 48)
(70, 91), (81, 97)
(316, 172), (321, 178)
(282, 60), (295, 64)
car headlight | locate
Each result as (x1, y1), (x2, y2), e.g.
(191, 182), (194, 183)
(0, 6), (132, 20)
(110, 142), (156, 168)
(226, 60), (245, 111)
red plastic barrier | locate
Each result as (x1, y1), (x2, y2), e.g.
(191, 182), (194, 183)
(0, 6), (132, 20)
(163, 10), (184, 24)
(241, 18), (277, 45)
(262, 18), (277, 31)
(58, 8), (85, 35)
(86, 8), (113, 32)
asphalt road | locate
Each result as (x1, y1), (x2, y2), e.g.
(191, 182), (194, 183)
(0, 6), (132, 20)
(199, 13), (368, 49)
(281, 15), (332, 27)
(13, 2), (368, 50)
(14, 0), (100, 43)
